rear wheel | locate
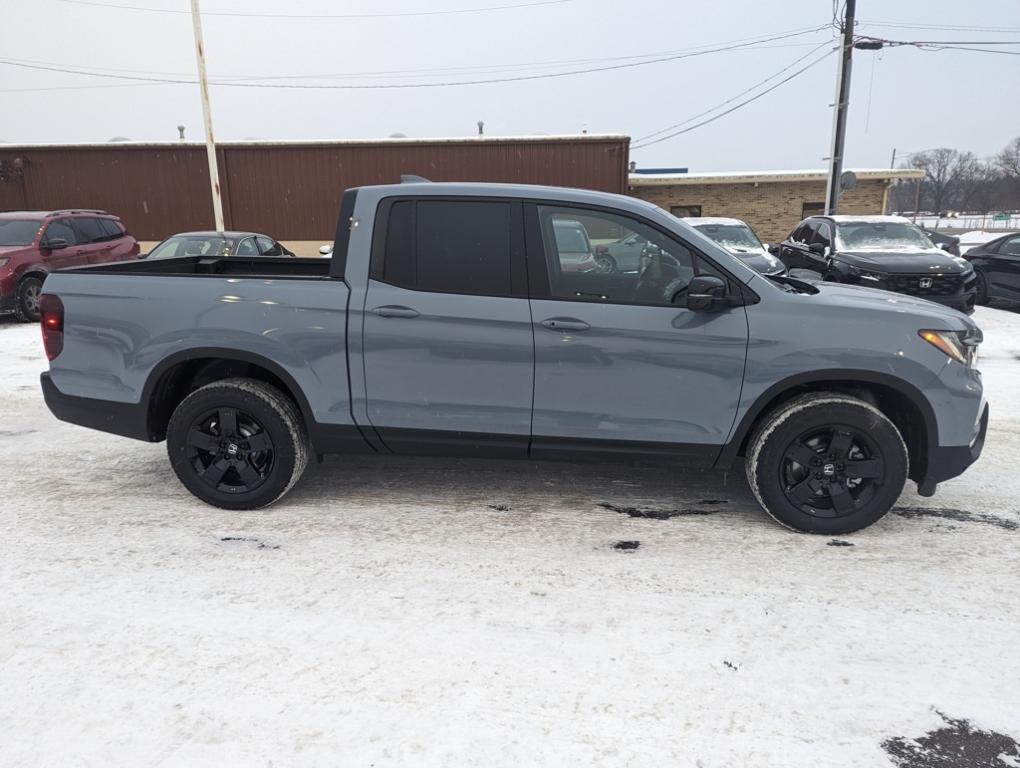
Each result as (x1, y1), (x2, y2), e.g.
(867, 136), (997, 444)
(595, 253), (617, 274)
(15, 276), (43, 322)
(166, 378), (308, 510)
(746, 393), (908, 534)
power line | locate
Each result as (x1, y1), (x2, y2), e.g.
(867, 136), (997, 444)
(634, 40), (834, 142)
(0, 25), (834, 91)
(857, 20), (1020, 33)
(0, 32), (830, 84)
(632, 47), (836, 150)
(54, 0), (573, 18)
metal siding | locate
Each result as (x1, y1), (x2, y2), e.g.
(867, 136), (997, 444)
(0, 137), (628, 240)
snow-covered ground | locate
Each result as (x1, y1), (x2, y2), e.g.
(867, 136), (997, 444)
(1, 308), (1019, 767)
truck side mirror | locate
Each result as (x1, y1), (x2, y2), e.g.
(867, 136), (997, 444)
(43, 238), (69, 251)
(808, 242), (825, 255)
(687, 275), (727, 312)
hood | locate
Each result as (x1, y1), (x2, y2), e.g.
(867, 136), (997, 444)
(0, 245), (33, 261)
(800, 277), (979, 331)
(728, 247), (783, 275)
(835, 247), (968, 275)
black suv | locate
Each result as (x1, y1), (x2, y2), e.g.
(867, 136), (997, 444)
(777, 215), (977, 314)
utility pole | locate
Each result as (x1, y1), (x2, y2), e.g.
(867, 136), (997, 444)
(190, 0), (225, 231)
(824, 0), (856, 215)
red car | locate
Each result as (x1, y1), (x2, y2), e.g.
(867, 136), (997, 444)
(0, 209), (139, 321)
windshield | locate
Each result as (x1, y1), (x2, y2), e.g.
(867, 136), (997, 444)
(835, 222), (933, 251)
(148, 235), (231, 259)
(0, 219), (42, 246)
(553, 223), (590, 253)
(693, 223), (762, 251)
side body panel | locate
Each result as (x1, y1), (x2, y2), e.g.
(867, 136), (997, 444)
(43, 272), (355, 427)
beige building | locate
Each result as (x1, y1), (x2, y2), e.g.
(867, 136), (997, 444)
(628, 168), (925, 244)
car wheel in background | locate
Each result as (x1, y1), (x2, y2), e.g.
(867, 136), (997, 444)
(745, 392), (908, 534)
(595, 253), (617, 274)
(14, 276), (44, 322)
(974, 270), (990, 305)
(166, 378), (309, 510)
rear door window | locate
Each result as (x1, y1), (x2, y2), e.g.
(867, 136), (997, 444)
(73, 217), (107, 244)
(256, 236), (284, 256)
(374, 199), (513, 297)
(99, 218), (124, 239)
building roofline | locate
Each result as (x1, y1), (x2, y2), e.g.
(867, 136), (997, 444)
(628, 168), (925, 186)
(0, 134), (630, 151)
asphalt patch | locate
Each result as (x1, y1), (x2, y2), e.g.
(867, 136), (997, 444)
(827, 539), (854, 547)
(883, 712), (1020, 768)
(488, 504), (512, 511)
(599, 502), (717, 520)
(220, 536), (280, 550)
(892, 506), (1018, 531)
(613, 540), (641, 551)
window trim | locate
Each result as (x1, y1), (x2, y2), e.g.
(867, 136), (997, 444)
(523, 199), (756, 308)
(235, 236), (258, 256)
(368, 195), (528, 299)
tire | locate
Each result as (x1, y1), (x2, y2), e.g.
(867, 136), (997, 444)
(974, 270), (989, 306)
(745, 392), (908, 534)
(166, 378), (309, 510)
(14, 276), (44, 322)
(595, 253), (617, 274)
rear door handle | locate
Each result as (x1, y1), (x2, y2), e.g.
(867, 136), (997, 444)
(371, 305), (420, 318)
(541, 317), (590, 331)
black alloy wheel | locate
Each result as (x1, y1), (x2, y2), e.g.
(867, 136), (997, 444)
(185, 406), (275, 494)
(780, 425), (884, 518)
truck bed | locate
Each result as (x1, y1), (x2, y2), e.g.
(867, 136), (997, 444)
(60, 255), (335, 279)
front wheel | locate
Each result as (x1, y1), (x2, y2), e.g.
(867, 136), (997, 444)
(974, 270), (990, 305)
(745, 393), (908, 534)
(166, 378), (309, 509)
(15, 276), (43, 322)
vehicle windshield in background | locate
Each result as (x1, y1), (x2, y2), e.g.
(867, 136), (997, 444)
(835, 222), (934, 251)
(149, 236), (231, 259)
(694, 224), (762, 251)
(0, 219), (42, 246)
(553, 223), (589, 253)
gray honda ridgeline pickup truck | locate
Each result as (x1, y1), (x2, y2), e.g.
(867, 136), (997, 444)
(39, 182), (988, 534)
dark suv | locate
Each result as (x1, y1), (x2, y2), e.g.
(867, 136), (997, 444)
(0, 209), (139, 321)
(777, 215), (977, 314)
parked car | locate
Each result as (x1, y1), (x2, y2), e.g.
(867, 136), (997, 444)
(552, 219), (598, 273)
(0, 209), (138, 321)
(39, 182), (987, 535)
(685, 217), (786, 276)
(962, 230), (1020, 304)
(919, 226), (961, 257)
(144, 231), (294, 259)
(778, 215), (978, 314)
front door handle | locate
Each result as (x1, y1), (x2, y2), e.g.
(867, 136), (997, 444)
(541, 317), (590, 331)
(371, 305), (420, 319)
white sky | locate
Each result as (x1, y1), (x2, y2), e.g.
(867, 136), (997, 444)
(1, 0), (1018, 171)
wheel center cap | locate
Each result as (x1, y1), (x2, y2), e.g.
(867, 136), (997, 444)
(822, 463), (836, 477)
(226, 443), (239, 457)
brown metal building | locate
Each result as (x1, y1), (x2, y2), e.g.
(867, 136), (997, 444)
(0, 135), (629, 242)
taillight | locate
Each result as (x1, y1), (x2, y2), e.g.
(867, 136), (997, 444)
(39, 294), (64, 361)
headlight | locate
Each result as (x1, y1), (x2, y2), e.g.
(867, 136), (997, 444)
(0, 257), (9, 269)
(952, 256), (974, 273)
(919, 329), (982, 366)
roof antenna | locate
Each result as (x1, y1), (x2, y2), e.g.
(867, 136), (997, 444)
(400, 174), (431, 183)
(477, 120), (484, 136)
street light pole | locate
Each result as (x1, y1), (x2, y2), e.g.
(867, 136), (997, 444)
(824, 0), (856, 215)
(190, 0), (225, 231)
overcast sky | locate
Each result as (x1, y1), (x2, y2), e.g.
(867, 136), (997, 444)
(2, 0), (1018, 171)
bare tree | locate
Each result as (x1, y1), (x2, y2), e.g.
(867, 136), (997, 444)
(995, 136), (1020, 182)
(908, 148), (985, 213)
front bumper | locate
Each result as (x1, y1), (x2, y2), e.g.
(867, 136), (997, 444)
(918, 402), (988, 495)
(845, 273), (977, 315)
(41, 372), (151, 441)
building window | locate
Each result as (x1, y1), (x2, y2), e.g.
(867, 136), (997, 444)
(669, 205), (702, 218)
(802, 202), (825, 217)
